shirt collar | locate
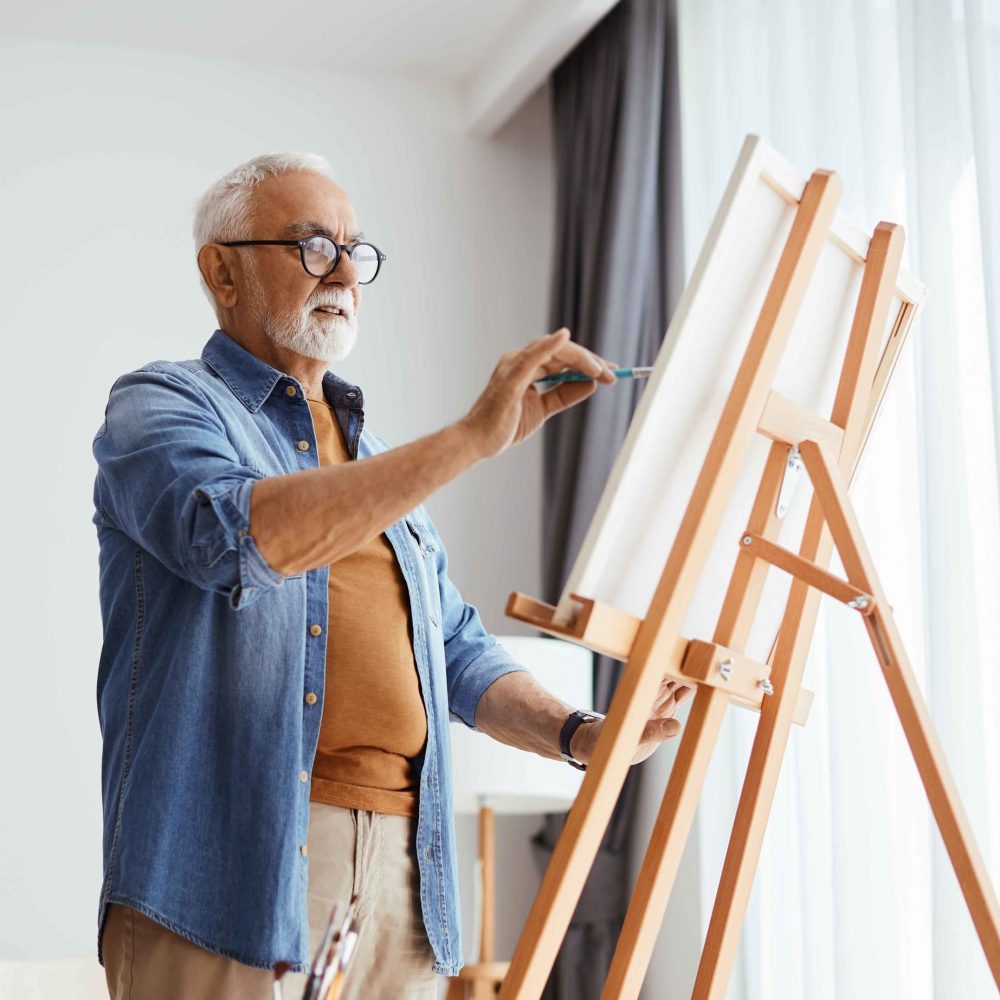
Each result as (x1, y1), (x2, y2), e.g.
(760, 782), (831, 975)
(200, 328), (364, 413)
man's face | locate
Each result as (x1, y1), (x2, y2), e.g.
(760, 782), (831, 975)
(236, 171), (364, 364)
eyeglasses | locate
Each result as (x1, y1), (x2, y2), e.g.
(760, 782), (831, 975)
(221, 235), (387, 285)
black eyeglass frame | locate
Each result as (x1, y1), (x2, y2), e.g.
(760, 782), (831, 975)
(221, 236), (387, 284)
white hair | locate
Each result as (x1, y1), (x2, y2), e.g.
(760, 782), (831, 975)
(192, 151), (335, 309)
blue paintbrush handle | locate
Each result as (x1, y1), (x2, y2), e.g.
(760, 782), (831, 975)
(534, 367), (652, 384)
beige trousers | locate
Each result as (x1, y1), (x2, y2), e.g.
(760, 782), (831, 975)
(103, 801), (439, 1000)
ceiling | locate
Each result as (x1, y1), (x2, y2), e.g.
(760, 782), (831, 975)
(1, 0), (621, 132)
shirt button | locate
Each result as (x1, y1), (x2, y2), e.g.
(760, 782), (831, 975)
(299, 770), (309, 783)
(309, 624), (323, 636)
(297, 440), (310, 451)
(305, 692), (318, 705)
(285, 385), (297, 397)
(300, 844), (308, 857)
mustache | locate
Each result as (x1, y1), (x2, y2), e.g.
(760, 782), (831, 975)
(305, 291), (355, 319)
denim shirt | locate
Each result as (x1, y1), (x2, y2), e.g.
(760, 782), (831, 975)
(91, 327), (526, 975)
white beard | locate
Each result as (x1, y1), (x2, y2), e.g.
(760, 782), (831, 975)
(266, 306), (357, 363)
(243, 255), (358, 363)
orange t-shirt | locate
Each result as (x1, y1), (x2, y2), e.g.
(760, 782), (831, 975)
(304, 396), (427, 817)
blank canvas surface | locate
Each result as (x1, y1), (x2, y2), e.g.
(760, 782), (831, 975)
(555, 135), (922, 664)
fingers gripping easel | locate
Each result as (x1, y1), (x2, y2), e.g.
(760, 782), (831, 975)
(498, 169), (1000, 998)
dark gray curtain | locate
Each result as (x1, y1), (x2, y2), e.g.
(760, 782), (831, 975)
(532, 0), (682, 996)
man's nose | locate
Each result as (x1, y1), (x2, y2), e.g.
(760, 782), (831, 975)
(322, 251), (359, 289)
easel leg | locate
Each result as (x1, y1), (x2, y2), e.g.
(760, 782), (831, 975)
(496, 637), (691, 1000)
(601, 687), (730, 1000)
(801, 440), (1000, 986)
(691, 539), (826, 999)
(475, 806), (497, 1000)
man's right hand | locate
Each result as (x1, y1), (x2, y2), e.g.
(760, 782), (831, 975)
(459, 328), (618, 459)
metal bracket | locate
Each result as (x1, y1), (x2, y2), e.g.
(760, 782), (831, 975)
(776, 446), (805, 519)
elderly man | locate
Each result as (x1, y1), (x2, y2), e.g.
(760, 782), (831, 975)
(92, 152), (690, 999)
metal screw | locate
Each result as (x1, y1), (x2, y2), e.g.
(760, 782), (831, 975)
(848, 596), (870, 610)
(742, 535), (753, 546)
(758, 678), (775, 695)
(717, 660), (734, 681)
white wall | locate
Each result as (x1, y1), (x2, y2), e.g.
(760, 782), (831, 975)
(0, 35), (554, 968)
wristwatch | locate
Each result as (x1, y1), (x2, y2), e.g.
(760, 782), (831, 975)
(559, 710), (604, 770)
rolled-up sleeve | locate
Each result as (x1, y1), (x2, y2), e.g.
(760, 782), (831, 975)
(423, 511), (527, 729)
(92, 362), (291, 610)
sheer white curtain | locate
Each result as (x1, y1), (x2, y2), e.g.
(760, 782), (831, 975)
(663, 1), (1000, 997)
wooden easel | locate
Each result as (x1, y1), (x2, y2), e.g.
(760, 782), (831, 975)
(447, 805), (510, 999)
(497, 169), (1000, 998)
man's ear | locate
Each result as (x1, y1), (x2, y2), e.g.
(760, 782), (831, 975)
(197, 244), (238, 310)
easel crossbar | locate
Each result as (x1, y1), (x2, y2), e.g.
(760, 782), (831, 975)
(505, 592), (814, 725)
(740, 530), (874, 612)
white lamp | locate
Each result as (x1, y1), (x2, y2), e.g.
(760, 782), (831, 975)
(446, 636), (593, 1000)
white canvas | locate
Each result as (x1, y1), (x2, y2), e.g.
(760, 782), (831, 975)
(554, 135), (925, 665)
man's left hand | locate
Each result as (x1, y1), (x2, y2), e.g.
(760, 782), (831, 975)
(569, 676), (694, 766)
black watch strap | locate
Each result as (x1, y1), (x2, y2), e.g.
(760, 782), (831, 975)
(559, 710), (602, 771)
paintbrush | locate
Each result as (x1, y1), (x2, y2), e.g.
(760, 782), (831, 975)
(534, 366), (654, 385)
(271, 961), (290, 1000)
(320, 916), (361, 1000)
(322, 898), (358, 990)
(302, 903), (340, 1000)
